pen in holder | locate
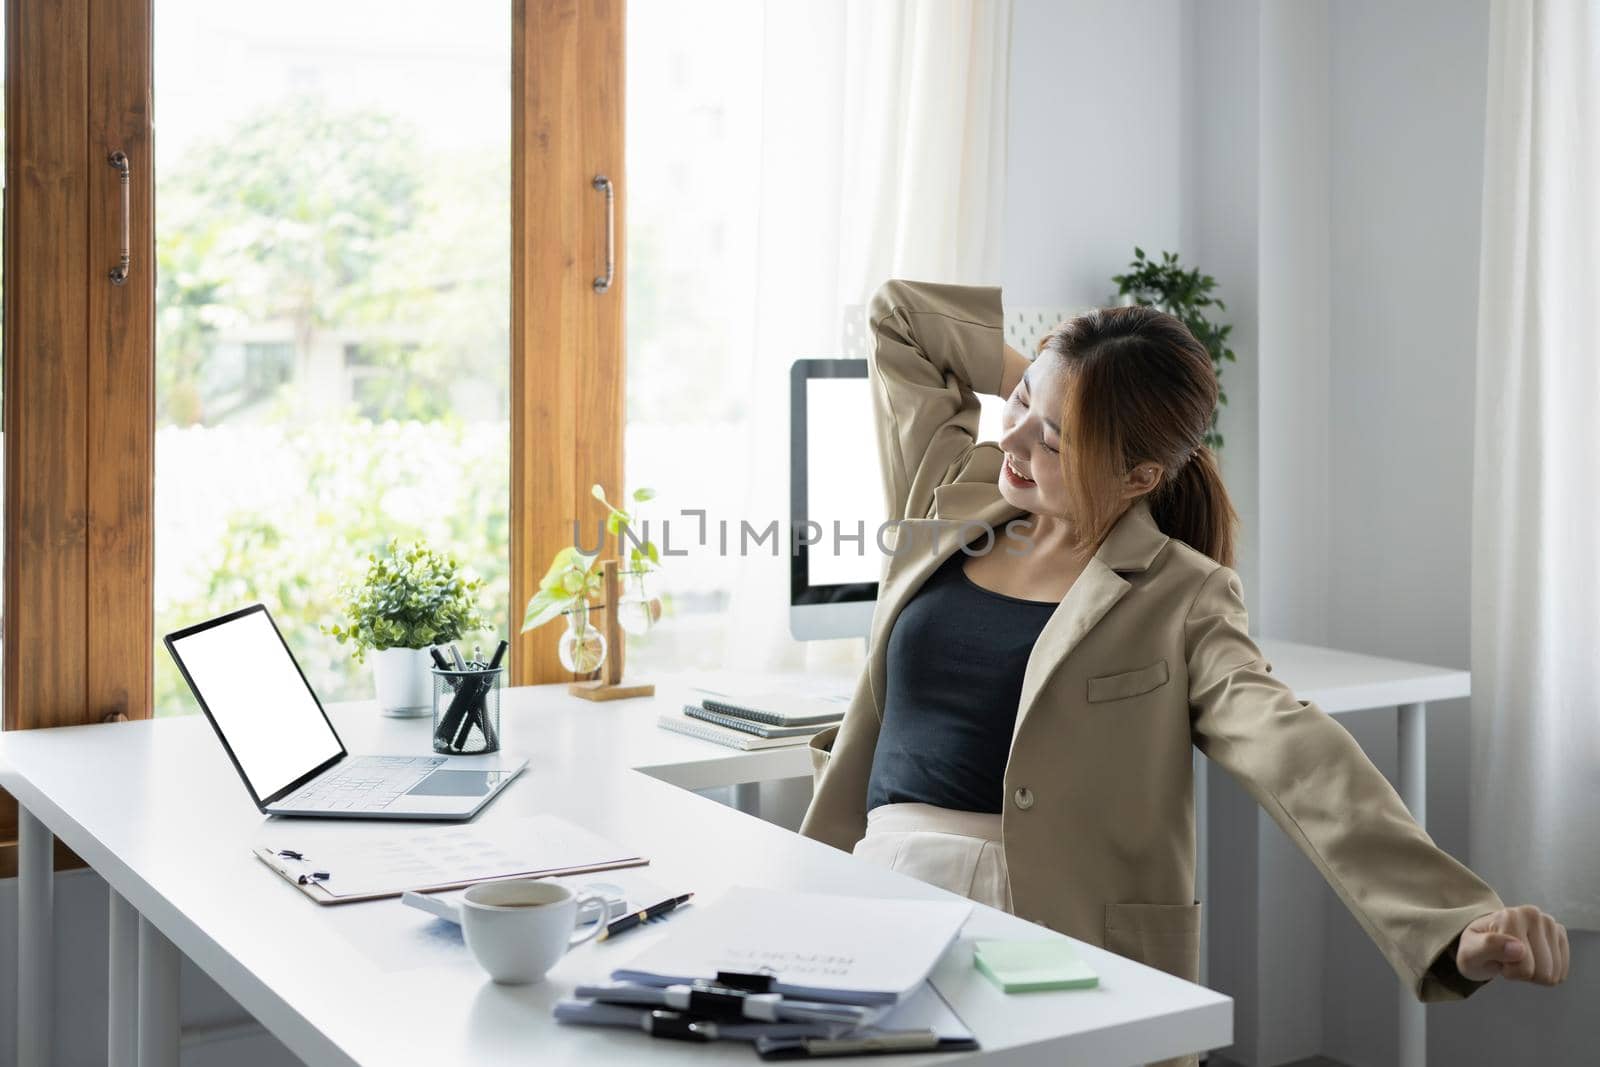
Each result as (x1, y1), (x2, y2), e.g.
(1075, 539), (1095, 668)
(431, 666), (504, 755)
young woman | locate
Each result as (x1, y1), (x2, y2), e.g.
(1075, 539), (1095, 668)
(800, 280), (1567, 1061)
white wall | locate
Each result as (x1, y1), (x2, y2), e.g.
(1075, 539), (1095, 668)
(1180, 0), (1262, 622)
(1256, 1), (1331, 645)
(1005, 0), (1263, 610)
(1002, 0), (1185, 308)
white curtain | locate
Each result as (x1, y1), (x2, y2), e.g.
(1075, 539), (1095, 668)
(721, 0), (1013, 672)
(1471, 0), (1600, 929)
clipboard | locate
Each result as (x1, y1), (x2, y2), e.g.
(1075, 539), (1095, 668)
(254, 814), (649, 905)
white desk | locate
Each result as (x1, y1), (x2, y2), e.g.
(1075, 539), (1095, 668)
(3, 674), (1231, 1067)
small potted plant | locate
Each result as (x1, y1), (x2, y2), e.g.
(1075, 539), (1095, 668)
(327, 538), (489, 717)
(1112, 247), (1237, 449)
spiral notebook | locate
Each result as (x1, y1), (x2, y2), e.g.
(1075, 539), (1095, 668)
(688, 686), (849, 727)
(683, 704), (824, 738)
(657, 712), (813, 751)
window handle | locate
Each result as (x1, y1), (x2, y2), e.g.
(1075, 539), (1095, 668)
(592, 174), (614, 294)
(108, 150), (131, 285)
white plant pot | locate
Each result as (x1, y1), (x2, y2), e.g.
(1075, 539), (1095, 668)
(371, 646), (434, 718)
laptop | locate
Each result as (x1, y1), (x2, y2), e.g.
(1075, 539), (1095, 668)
(164, 604), (526, 820)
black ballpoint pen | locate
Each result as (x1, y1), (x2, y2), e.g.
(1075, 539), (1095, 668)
(452, 639), (508, 750)
(435, 679), (474, 749)
(435, 645), (481, 748)
(428, 647), (460, 694)
(451, 668), (490, 749)
(596, 892), (694, 941)
(463, 639), (510, 751)
(430, 647), (468, 749)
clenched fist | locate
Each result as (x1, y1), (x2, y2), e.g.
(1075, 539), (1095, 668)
(1456, 904), (1570, 985)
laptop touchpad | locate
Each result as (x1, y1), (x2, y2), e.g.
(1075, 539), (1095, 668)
(406, 770), (497, 797)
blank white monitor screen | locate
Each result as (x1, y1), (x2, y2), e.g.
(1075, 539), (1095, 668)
(803, 376), (1006, 589)
(169, 610), (342, 800)
(806, 377), (884, 587)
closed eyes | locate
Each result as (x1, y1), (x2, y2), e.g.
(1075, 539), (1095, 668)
(1011, 390), (1060, 453)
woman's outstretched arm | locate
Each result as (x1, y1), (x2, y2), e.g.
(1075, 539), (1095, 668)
(1185, 565), (1566, 998)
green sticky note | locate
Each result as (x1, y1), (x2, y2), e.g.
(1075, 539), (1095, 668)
(973, 939), (1099, 993)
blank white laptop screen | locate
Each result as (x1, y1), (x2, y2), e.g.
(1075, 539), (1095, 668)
(168, 610), (342, 801)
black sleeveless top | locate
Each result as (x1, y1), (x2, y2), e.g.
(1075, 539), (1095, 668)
(865, 550), (1058, 814)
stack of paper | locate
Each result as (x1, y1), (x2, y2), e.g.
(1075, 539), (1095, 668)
(614, 885), (968, 1002)
(555, 886), (979, 1058)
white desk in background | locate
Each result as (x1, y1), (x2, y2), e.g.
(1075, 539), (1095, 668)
(3, 675), (1230, 1067)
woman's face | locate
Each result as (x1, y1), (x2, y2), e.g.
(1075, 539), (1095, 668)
(997, 352), (1072, 516)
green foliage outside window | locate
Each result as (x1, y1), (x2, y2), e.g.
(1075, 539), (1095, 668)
(157, 92), (508, 429)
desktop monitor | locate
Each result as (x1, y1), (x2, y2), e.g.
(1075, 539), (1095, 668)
(788, 356), (1008, 642)
(789, 359), (881, 640)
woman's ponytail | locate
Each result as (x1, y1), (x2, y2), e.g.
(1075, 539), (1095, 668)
(1149, 445), (1238, 569)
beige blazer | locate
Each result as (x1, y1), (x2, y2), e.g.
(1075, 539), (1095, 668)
(799, 279), (1502, 1014)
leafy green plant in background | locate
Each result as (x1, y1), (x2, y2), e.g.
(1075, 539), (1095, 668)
(325, 539), (489, 662)
(1111, 248), (1236, 449)
(519, 547), (605, 634)
(519, 484), (660, 635)
(591, 484), (661, 579)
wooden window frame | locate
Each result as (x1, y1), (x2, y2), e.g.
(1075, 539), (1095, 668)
(1, 0), (624, 875)
(1, 0), (154, 876)
(510, 0), (626, 685)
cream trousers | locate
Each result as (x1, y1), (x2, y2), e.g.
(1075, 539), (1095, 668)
(851, 802), (1014, 913)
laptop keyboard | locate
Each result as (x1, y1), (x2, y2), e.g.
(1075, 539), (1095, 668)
(282, 755), (448, 811)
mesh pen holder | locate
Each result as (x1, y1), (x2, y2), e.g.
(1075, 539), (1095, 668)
(430, 667), (504, 755)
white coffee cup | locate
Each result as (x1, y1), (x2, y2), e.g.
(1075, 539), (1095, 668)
(405, 880), (607, 984)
